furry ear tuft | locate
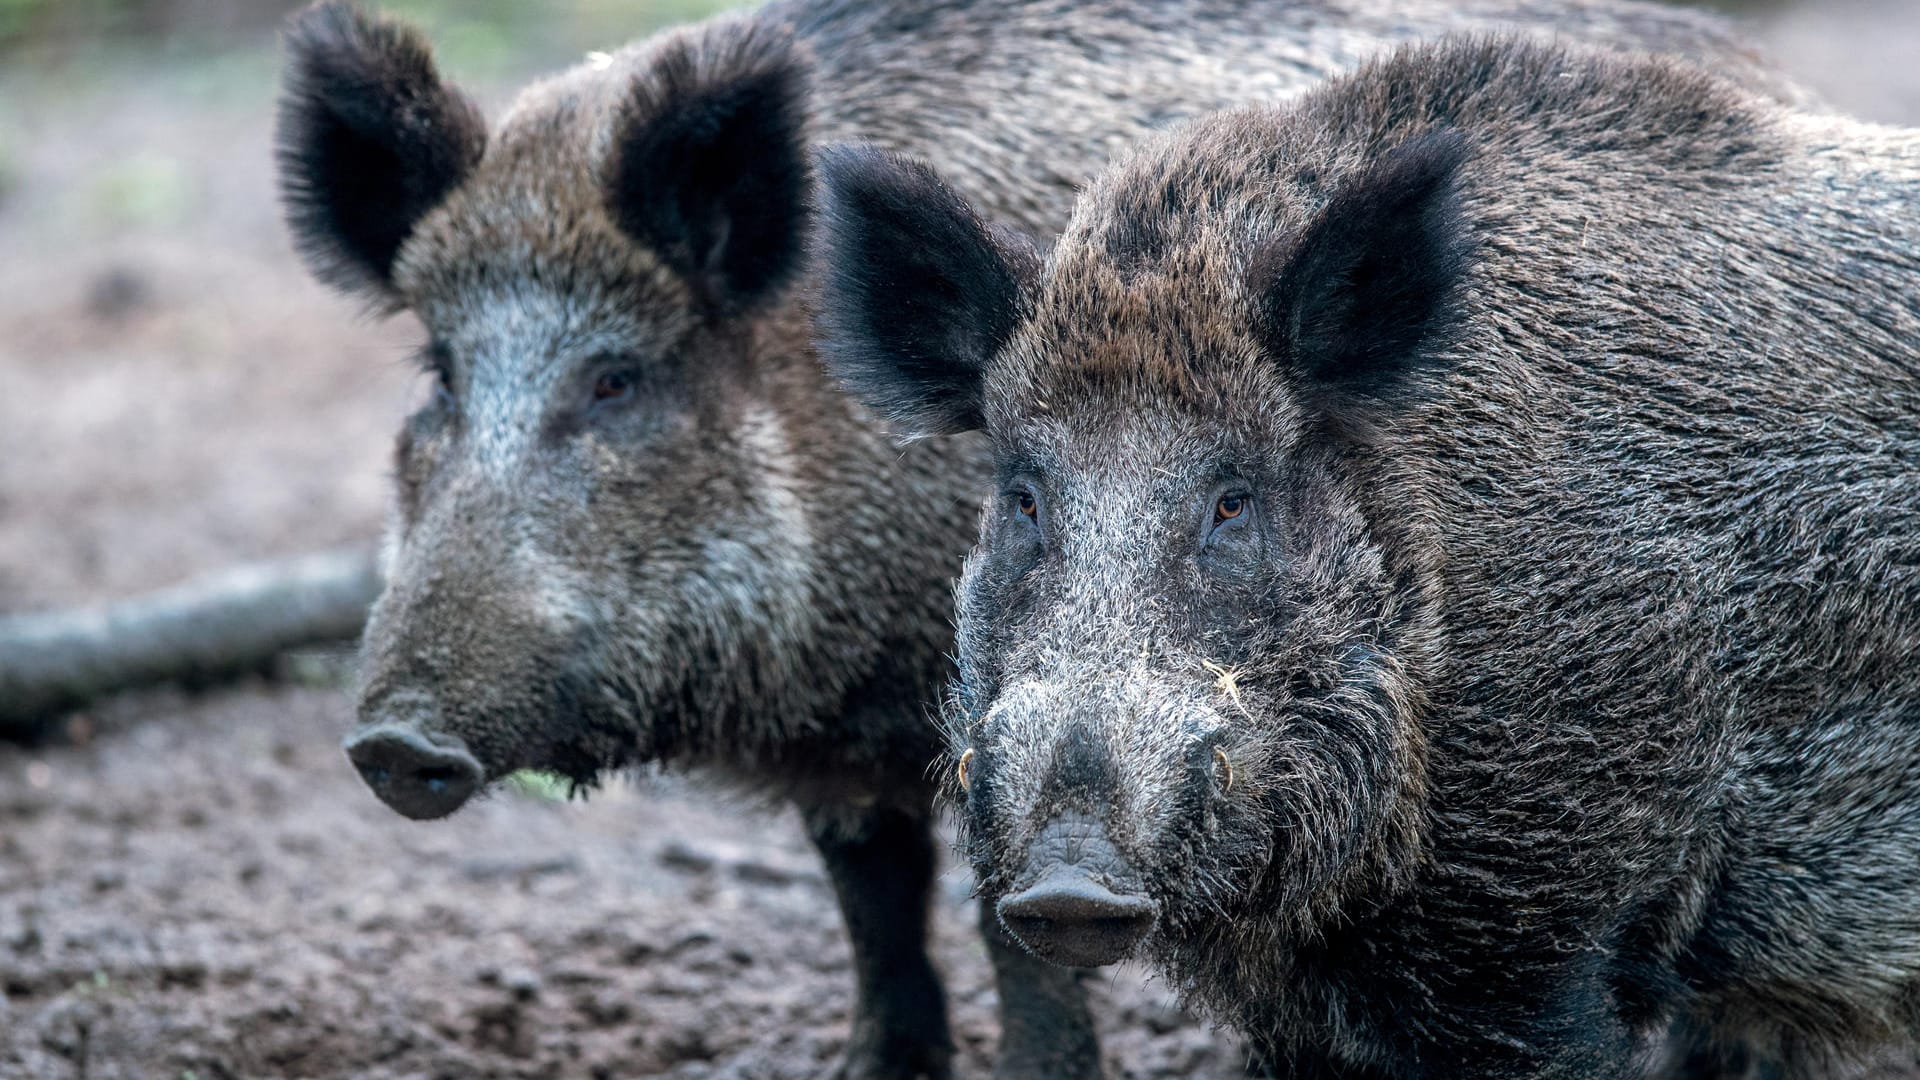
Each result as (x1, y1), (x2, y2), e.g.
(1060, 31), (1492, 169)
(606, 23), (813, 313)
(814, 143), (1038, 437)
(1254, 130), (1475, 410)
(275, 0), (487, 303)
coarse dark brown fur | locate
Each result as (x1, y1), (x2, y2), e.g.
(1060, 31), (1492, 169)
(275, 2), (1808, 1076)
(815, 34), (1920, 1080)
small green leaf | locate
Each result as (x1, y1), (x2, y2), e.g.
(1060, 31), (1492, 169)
(504, 770), (571, 803)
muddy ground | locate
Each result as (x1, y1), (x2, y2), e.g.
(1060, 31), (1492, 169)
(4, 1), (1920, 1077)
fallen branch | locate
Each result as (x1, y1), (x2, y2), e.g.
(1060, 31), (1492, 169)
(0, 549), (380, 737)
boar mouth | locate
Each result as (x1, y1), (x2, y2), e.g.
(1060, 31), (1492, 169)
(524, 667), (687, 790)
(997, 866), (1159, 967)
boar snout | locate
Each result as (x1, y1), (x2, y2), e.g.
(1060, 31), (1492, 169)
(996, 811), (1157, 967)
(344, 723), (484, 821)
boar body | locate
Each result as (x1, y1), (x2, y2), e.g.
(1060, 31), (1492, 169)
(818, 35), (1920, 1079)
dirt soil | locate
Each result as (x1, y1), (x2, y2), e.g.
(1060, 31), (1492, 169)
(4, 1), (1920, 1077)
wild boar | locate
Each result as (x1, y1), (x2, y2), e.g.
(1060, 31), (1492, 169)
(276, 1), (1804, 1075)
(815, 34), (1920, 1078)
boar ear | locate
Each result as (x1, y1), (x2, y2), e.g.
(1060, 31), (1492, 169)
(814, 144), (1038, 437)
(607, 24), (812, 313)
(276, 0), (487, 303)
(1254, 130), (1473, 410)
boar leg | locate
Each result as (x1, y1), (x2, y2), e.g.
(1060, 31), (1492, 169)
(805, 802), (954, 1080)
(978, 900), (1103, 1079)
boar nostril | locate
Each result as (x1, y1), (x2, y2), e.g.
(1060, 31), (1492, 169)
(344, 725), (483, 821)
(996, 868), (1158, 968)
(417, 765), (461, 794)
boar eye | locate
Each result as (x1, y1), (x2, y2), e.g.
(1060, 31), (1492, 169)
(1015, 490), (1038, 523)
(1000, 486), (1046, 569)
(1213, 494), (1250, 529)
(593, 369), (636, 405)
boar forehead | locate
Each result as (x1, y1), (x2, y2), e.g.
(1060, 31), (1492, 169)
(989, 247), (1310, 455)
(396, 189), (690, 358)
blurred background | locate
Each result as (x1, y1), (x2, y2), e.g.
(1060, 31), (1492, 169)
(0, 2), (1916, 1077)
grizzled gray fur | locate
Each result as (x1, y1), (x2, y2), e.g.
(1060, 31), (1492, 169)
(275, 0), (1803, 1075)
(816, 34), (1920, 1080)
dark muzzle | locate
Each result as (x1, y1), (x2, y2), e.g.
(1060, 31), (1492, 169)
(996, 812), (1157, 966)
(344, 724), (483, 820)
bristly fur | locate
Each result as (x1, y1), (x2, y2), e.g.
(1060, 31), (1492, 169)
(814, 143), (1040, 437)
(275, 0), (485, 305)
(274, 1), (1816, 1075)
(820, 32), (1920, 1079)
(606, 20), (813, 312)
